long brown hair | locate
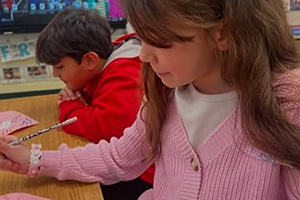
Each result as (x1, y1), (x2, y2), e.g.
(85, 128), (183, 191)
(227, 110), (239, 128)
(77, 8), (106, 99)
(121, 0), (300, 168)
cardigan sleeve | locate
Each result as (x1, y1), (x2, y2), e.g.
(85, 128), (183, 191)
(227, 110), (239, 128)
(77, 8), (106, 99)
(274, 68), (300, 199)
(58, 58), (142, 143)
(273, 68), (300, 125)
(283, 167), (300, 200)
(39, 111), (153, 185)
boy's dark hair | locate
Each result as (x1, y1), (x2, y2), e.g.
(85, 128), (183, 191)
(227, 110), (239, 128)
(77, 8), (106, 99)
(36, 9), (114, 65)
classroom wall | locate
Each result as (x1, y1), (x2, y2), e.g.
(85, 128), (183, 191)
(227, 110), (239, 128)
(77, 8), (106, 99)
(0, 32), (65, 98)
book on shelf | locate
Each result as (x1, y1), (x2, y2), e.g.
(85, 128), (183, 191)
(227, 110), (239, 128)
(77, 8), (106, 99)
(292, 26), (300, 36)
(284, 0), (300, 10)
(290, 0), (300, 10)
(284, 0), (291, 11)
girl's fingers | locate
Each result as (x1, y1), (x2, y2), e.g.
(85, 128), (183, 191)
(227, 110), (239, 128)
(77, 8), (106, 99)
(0, 139), (9, 155)
(0, 152), (13, 170)
(3, 135), (17, 143)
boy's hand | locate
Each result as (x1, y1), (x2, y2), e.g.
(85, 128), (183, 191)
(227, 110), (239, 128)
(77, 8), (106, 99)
(0, 135), (30, 175)
(57, 87), (83, 105)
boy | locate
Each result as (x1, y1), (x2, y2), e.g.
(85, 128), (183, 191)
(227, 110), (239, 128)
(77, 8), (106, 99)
(36, 9), (154, 200)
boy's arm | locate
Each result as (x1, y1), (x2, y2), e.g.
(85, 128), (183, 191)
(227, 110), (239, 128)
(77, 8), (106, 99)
(58, 58), (142, 143)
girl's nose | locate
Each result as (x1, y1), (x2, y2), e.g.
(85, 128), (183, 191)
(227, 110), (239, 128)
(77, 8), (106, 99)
(139, 42), (158, 65)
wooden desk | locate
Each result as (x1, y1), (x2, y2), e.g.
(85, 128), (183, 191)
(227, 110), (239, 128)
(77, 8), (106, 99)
(0, 95), (103, 200)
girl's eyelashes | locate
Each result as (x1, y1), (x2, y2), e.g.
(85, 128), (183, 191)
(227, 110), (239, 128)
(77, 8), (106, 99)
(141, 38), (173, 49)
(143, 41), (172, 49)
(154, 40), (173, 48)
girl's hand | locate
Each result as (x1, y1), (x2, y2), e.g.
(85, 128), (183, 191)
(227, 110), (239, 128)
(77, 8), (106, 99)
(0, 135), (30, 175)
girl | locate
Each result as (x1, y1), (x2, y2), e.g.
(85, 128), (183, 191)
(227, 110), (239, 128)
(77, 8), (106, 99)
(1, 0), (300, 199)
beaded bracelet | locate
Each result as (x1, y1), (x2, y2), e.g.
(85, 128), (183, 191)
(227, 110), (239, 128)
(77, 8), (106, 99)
(27, 143), (42, 178)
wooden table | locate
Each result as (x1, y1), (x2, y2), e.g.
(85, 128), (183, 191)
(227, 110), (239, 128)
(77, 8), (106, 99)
(0, 94), (103, 200)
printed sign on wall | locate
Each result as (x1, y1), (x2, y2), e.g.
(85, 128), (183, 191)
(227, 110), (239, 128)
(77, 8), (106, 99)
(0, 66), (26, 84)
(0, 40), (36, 62)
(25, 65), (51, 80)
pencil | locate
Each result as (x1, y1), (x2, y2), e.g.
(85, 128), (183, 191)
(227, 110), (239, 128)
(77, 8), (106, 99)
(8, 117), (77, 146)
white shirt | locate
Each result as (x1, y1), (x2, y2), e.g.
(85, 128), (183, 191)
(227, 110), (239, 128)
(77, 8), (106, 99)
(175, 83), (237, 149)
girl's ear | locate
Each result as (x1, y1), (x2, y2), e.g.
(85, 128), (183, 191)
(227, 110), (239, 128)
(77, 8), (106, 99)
(211, 21), (228, 51)
(81, 52), (99, 70)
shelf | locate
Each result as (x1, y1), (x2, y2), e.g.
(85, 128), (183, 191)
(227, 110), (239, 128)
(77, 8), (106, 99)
(109, 19), (127, 30)
(287, 10), (300, 26)
(1, 20), (127, 35)
(0, 79), (64, 96)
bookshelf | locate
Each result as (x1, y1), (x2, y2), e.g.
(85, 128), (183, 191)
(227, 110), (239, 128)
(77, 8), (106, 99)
(286, 9), (300, 54)
(286, 8), (300, 40)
